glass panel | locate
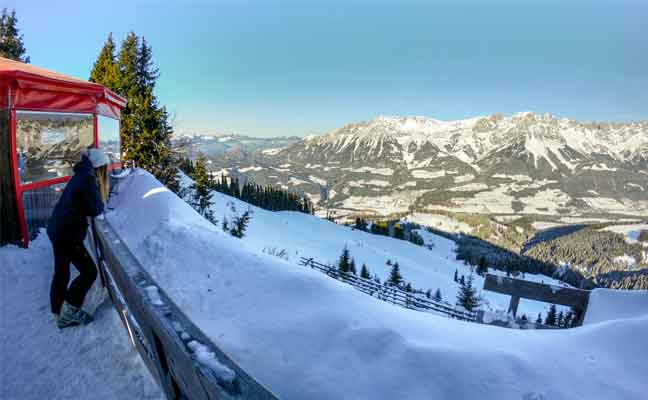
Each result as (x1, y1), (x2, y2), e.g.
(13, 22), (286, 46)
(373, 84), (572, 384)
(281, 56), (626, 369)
(22, 182), (66, 239)
(15, 111), (94, 185)
(98, 115), (121, 165)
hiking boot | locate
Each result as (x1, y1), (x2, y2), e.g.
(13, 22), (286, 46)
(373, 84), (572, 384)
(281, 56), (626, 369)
(57, 302), (93, 329)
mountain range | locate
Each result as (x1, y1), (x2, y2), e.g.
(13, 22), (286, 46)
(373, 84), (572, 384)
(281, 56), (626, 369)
(195, 112), (648, 218)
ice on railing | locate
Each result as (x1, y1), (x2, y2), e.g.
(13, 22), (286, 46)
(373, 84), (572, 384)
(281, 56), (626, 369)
(188, 340), (236, 383)
(144, 285), (164, 306)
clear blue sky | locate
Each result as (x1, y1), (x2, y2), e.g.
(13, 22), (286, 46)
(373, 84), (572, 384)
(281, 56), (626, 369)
(7, 0), (648, 137)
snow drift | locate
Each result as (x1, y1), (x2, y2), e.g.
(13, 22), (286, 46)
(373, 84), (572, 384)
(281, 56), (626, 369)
(104, 170), (648, 400)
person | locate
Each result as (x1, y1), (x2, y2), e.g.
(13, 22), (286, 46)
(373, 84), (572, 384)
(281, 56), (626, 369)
(47, 148), (110, 329)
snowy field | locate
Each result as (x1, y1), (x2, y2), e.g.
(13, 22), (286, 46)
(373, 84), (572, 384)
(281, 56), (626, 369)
(101, 170), (648, 399)
(0, 233), (162, 400)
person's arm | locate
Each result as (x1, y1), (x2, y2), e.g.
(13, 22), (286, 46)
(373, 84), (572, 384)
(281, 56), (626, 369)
(83, 174), (105, 218)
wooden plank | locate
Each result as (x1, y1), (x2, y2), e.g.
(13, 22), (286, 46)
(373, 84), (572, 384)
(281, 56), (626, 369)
(483, 274), (590, 310)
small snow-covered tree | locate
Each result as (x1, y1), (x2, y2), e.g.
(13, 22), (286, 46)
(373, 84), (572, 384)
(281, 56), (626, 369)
(564, 311), (573, 328)
(454, 269), (458, 282)
(338, 246), (351, 273)
(388, 262), (403, 286)
(545, 304), (558, 326)
(191, 155), (216, 224)
(536, 313), (542, 325)
(425, 289), (432, 299)
(349, 258), (357, 275)
(360, 263), (371, 279)
(230, 209), (251, 238)
(405, 282), (413, 292)
(456, 274), (480, 311)
(557, 311), (564, 327)
(434, 288), (442, 302)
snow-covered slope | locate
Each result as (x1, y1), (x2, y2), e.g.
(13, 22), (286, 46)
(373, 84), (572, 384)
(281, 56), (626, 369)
(179, 172), (568, 319)
(103, 171), (648, 399)
(0, 233), (162, 400)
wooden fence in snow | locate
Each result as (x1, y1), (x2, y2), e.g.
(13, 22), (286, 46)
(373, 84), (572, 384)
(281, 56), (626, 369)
(299, 257), (477, 322)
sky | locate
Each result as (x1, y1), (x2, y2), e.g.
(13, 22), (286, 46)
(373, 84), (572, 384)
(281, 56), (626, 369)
(7, 0), (648, 137)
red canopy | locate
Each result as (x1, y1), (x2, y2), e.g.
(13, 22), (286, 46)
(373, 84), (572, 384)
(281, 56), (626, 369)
(0, 57), (126, 118)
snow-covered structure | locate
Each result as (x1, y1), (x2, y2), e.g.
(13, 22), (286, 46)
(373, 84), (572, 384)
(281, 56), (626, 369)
(0, 57), (125, 247)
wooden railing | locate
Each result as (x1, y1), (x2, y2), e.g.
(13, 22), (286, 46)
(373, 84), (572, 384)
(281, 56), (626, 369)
(89, 217), (279, 400)
(299, 257), (477, 322)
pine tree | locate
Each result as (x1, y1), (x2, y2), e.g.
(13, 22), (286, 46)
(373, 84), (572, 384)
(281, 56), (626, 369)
(544, 304), (558, 326)
(536, 313), (542, 324)
(89, 33), (119, 89)
(564, 311), (573, 328)
(405, 282), (413, 292)
(354, 217), (368, 231)
(230, 209), (251, 238)
(434, 288), (442, 302)
(557, 311), (565, 327)
(91, 32), (178, 191)
(338, 246), (351, 273)
(349, 259), (357, 275)
(425, 289), (432, 299)
(387, 262), (404, 287)
(476, 256), (488, 276)
(0, 9), (28, 62)
(459, 275), (466, 285)
(360, 263), (370, 279)
(521, 314), (528, 322)
(456, 273), (480, 311)
(191, 155), (215, 224)
(454, 269), (458, 282)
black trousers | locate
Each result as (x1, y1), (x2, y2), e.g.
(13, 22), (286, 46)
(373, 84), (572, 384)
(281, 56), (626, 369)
(50, 240), (97, 314)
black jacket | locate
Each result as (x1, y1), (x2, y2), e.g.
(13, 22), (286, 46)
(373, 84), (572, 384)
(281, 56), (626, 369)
(47, 156), (104, 244)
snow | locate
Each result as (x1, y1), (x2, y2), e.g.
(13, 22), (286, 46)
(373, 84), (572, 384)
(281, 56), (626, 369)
(406, 212), (473, 234)
(144, 285), (165, 306)
(100, 170), (648, 399)
(187, 340), (236, 383)
(238, 166), (264, 173)
(601, 224), (648, 245)
(341, 166), (394, 176)
(0, 233), (162, 399)
(584, 289), (648, 325)
(411, 169), (446, 179)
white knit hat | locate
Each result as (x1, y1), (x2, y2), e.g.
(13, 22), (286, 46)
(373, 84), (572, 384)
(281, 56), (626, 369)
(83, 148), (110, 168)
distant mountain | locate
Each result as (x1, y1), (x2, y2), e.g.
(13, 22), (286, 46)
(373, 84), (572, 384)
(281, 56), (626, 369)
(200, 113), (648, 218)
(173, 134), (301, 163)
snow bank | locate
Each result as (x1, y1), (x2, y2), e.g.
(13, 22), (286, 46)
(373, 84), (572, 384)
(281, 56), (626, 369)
(102, 170), (648, 400)
(584, 289), (648, 325)
(0, 232), (162, 399)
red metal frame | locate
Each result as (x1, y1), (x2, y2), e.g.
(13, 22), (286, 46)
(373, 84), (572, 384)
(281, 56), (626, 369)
(3, 59), (125, 247)
(10, 101), (121, 247)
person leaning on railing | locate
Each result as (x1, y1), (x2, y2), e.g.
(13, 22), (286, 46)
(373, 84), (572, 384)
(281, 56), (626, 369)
(47, 148), (109, 329)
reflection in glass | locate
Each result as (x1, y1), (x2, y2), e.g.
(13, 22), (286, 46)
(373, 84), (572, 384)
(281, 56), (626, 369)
(98, 115), (121, 165)
(15, 111), (94, 185)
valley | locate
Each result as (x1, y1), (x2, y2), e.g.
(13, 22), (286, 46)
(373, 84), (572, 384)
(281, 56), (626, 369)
(178, 112), (648, 291)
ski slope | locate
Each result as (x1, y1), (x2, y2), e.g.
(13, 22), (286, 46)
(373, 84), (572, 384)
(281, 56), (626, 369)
(103, 170), (648, 400)
(180, 173), (569, 319)
(0, 233), (162, 400)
